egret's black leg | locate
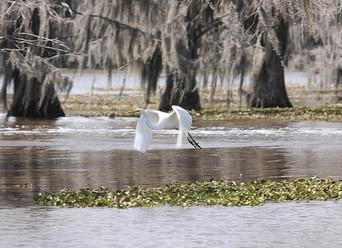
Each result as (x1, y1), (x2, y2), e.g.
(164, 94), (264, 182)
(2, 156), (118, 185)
(187, 132), (202, 149)
(186, 135), (197, 148)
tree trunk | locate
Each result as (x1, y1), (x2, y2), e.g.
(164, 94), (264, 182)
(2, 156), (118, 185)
(159, 70), (201, 111)
(335, 66), (342, 89)
(159, 73), (174, 111)
(159, 0), (204, 111)
(107, 59), (113, 89)
(7, 70), (65, 118)
(142, 45), (162, 107)
(159, 72), (201, 111)
(5, 7), (66, 118)
(246, 18), (292, 108)
(170, 73), (201, 111)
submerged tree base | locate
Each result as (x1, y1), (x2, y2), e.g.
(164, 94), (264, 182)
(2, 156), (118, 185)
(34, 178), (342, 208)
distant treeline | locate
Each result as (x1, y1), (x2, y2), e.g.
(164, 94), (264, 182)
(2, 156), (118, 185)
(0, 1), (341, 117)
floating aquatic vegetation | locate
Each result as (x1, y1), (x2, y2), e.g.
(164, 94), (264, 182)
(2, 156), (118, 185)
(34, 178), (342, 208)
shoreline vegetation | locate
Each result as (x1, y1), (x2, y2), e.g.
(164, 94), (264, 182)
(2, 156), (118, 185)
(34, 178), (342, 208)
(62, 94), (342, 121)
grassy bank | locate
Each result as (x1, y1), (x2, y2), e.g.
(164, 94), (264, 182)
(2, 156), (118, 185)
(198, 104), (342, 121)
(62, 95), (342, 121)
(35, 178), (342, 208)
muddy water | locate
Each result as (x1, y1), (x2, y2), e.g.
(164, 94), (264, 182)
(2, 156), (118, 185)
(1, 115), (342, 206)
(1, 114), (342, 247)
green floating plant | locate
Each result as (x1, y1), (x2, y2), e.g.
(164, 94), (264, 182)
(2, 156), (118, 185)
(34, 178), (342, 208)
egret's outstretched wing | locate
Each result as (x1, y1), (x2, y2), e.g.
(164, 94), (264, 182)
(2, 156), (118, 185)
(171, 105), (192, 130)
(171, 105), (192, 147)
(134, 116), (152, 153)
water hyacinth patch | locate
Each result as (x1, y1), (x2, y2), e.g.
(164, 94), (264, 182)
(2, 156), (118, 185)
(34, 178), (342, 208)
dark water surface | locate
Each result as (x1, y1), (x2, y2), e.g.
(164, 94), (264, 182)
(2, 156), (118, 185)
(1, 114), (342, 247)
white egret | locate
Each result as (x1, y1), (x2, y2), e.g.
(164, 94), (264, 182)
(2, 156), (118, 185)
(134, 105), (201, 152)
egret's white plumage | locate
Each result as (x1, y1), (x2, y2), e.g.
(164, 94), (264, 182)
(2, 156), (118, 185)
(134, 105), (200, 152)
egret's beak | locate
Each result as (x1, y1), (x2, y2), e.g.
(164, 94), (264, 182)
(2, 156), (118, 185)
(134, 109), (141, 117)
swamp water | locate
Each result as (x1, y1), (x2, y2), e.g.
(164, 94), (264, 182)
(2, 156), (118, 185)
(1, 114), (342, 247)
